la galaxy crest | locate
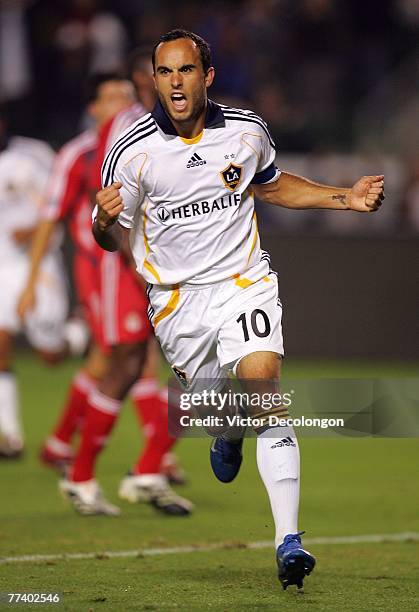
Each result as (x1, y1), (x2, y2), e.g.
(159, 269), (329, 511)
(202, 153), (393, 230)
(220, 162), (243, 191)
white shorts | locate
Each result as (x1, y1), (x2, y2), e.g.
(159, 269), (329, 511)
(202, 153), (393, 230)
(149, 271), (284, 393)
(0, 253), (68, 352)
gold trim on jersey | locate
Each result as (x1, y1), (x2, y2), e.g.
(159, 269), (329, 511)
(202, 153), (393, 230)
(142, 202), (161, 283)
(247, 211), (259, 264)
(232, 273), (254, 289)
(154, 285), (180, 327)
(232, 273), (272, 289)
(144, 260), (161, 283)
(180, 131), (204, 145)
(241, 132), (262, 159)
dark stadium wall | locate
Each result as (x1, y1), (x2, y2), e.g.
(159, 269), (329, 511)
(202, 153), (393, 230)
(262, 236), (419, 359)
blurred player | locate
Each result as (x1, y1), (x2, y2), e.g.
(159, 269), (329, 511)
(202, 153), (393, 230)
(19, 73), (191, 516)
(94, 30), (385, 589)
(18, 74), (133, 473)
(0, 106), (68, 457)
(128, 46), (157, 112)
(74, 67), (191, 516)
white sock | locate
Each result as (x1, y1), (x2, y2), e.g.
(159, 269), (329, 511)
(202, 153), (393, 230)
(256, 425), (300, 549)
(0, 371), (23, 444)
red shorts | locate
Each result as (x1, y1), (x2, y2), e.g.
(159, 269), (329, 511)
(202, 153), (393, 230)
(74, 250), (151, 350)
(98, 250), (151, 347)
(73, 251), (101, 344)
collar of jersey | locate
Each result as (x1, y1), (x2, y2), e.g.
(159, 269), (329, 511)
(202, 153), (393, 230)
(151, 99), (225, 136)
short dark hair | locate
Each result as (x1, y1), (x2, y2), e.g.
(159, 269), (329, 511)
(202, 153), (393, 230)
(127, 46), (153, 76)
(85, 71), (125, 103)
(152, 29), (212, 74)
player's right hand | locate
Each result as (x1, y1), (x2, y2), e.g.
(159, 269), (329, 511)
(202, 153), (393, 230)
(96, 182), (124, 230)
(17, 286), (36, 320)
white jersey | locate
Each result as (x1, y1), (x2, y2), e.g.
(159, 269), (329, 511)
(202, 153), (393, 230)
(101, 100), (280, 286)
(0, 137), (55, 259)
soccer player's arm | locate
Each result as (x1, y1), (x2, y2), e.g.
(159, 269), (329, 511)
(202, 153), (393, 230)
(93, 152), (142, 252)
(17, 219), (57, 318)
(17, 152), (78, 319)
(250, 121), (384, 212)
(253, 171), (385, 212)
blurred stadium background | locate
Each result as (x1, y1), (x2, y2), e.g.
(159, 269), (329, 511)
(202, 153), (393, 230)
(0, 1), (418, 610)
(1, 0), (418, 358)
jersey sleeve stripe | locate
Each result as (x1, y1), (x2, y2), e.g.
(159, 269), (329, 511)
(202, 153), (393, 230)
(220, 104), (270, 127)
(102, 117), (155, 186)
(221, 110), (275, 148)
(102, 126), (158, 186)
(102, 115), (154, 182)
(106, 104), (146, 150)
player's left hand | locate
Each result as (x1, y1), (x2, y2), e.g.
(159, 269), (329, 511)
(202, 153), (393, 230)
(349, 175), (385, 212)
(12, 228), (35, 244)
(17, 285), (36, 320)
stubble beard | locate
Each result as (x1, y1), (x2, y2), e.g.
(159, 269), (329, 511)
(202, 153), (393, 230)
(159, 89), (207, 129)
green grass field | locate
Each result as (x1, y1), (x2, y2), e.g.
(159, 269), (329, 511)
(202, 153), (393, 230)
(1, 354), (418, 610)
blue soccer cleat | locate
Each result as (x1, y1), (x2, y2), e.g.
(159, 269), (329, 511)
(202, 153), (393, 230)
(276, 531), (316, 590)
(210, 437), (243, 483)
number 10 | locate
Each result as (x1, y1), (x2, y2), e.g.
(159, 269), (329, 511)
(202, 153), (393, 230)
(236, 309), (271, 342)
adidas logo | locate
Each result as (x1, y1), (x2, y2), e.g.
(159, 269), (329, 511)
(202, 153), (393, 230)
(270, 436), (296, 449)
(186, 153), (206, 168)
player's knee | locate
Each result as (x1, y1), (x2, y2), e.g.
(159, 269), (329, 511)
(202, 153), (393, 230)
(84, 345), (109, 379)
(0, 330), (13, 368)
(109, 342), (147, 388)
(237, 351), (281, 380)
(0, 352), (12, 371)
(37, 349), (66, 366)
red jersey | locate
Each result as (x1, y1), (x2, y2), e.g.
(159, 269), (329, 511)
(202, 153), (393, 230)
(87, 102), (152, 347)
(43, 130), (98, 256)
(90, 103), (146, 193)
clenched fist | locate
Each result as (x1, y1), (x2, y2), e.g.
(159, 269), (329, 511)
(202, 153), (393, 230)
(349, 175), (385, 212)
(96, 182), (124, 230)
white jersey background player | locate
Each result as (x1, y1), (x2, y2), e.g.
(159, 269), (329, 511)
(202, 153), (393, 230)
(0, 120), (68, 457)
(93, 30), (385, 591)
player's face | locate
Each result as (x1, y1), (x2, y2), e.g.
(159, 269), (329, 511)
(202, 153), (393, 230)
(90, 80), (136, 126)
(154, 38), (214, 130)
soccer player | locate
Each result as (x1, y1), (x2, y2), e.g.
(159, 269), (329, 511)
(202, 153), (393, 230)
(93, 30), (384, 588)
(75, 72), (192, 515)
(0, 107), (68, 457)
(18, 74), (136, 473)
(90, 103), (190, 498)
(18, 74), (191, 515)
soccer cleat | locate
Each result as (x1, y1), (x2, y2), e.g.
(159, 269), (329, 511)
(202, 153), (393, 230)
(210, 437), (243, 483)
(59, 478), (121, 516)
(160, 452), (188, 485)
(40, 438), (74, 474)
(276, 531), (316, 590)
(118, 473), (193, 516)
